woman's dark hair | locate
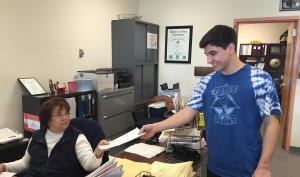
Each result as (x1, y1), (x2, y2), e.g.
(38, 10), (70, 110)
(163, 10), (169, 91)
(199, 25), (237, 50)
(39, 97), (70, 128)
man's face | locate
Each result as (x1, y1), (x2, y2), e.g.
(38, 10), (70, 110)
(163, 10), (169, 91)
(203, 44), (233, 74)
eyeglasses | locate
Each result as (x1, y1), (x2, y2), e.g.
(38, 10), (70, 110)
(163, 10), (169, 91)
(52, 113), (70, 119)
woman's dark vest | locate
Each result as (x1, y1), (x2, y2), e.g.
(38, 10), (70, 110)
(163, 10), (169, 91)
(26, 126), (87, 177)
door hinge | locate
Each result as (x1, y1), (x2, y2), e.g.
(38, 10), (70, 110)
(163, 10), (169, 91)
(288, 79), (291, 86)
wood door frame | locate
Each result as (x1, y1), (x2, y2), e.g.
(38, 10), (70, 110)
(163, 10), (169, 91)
(234, 16), (300, 151)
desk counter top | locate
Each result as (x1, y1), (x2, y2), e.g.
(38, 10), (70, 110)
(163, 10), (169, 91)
(0, 138), (29, 163)
(115, 141), (208, 171)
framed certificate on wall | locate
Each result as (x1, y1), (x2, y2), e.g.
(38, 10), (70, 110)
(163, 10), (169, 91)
(18, 77), (47, 95)
(165, 26), (193, 64)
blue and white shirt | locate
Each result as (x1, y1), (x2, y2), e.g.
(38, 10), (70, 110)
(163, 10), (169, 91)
(187, 64), (281, 177)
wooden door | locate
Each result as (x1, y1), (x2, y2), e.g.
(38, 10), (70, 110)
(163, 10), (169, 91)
(234, 16), (300, 151)
(279, 22), (295, 149)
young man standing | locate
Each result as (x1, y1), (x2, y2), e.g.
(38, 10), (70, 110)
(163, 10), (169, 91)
(139, 25), (281, 177)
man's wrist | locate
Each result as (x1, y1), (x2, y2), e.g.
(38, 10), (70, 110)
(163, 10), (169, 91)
(257, 162), (270, 170)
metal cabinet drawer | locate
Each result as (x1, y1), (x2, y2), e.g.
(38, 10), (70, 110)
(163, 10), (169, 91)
(99, 109), (134, 137)
(98, 87), (134, 115)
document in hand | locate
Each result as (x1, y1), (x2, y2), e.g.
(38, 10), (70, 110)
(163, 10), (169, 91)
(99, 128), (145, 150)
(86, 159), (123, 177)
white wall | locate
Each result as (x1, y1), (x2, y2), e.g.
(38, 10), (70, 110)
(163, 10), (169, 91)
(139, 0), (299, 100)
(1, 0), (299, 148)
(291, 79), (300, 148)
(139, 0), (300, 148)
(238, 23), (290, 44)
(0, 0), (139, 132)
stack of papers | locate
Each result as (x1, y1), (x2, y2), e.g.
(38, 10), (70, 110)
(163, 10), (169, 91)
(0, 128), (23, 144)
(86, 159), (123, 177)
(159, 128), (202, 142)
(124, 143), (166, 158)
(113, 157), (194, 177)
(148, 100), (166, 108)
(172, 128), (201, 137)
(113, 158), (150, 177)
(147, 161), (195, 177)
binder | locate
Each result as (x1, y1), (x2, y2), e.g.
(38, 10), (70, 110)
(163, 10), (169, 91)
(77, 95), (85, 118)
(251, 45), (257, 55)
(85, 94), (91, 117)
(65, 97), (76, 119)
(257, 45), (262, 55)
(91, 93), (96, 117)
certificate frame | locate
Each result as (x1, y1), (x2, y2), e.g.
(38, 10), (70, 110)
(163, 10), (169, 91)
(280, 0), (300, 11)
(18, 77), (47, 95)
(165, 25), (193, 64)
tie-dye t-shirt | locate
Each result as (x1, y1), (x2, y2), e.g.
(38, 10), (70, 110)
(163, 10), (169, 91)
(187, 64), (281, 177)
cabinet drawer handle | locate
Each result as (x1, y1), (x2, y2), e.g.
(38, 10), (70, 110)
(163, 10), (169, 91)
(102, 92), (132, 100)
(102, 109), (132, 120)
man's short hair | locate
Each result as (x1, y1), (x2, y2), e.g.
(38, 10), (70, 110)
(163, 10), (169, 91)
(199, 25), (237, 50)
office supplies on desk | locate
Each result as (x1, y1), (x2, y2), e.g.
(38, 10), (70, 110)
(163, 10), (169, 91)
(0, 128), (23, 144)
(159, 128), (204, 142)
(166, 144), (201, 166)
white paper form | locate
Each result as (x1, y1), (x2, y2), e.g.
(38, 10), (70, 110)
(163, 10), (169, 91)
(124, 143), (165, 158)
(99, 128), (145, 150)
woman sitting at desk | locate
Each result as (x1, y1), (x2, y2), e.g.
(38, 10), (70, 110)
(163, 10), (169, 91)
(0, 97), (109, 177)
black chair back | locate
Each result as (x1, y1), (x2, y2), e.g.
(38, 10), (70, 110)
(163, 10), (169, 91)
(70, 118), (109, 165)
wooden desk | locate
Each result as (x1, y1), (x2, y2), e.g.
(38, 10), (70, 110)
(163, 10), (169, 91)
(0, 139), (29, 163)
(115, 141), (208, 172)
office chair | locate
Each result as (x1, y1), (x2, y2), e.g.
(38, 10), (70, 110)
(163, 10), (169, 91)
(70, 118), (109, 165)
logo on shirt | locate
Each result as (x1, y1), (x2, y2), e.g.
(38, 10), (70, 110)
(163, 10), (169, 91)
(210, 84), (240, 125)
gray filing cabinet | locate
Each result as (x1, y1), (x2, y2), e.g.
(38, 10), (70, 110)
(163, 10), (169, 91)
(97, 87), (135, 138)
(112, 19), (159, 106)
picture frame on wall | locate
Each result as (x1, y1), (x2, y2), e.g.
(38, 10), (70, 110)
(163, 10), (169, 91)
(280, 0), (300, 11)
(18, 77), (47, 95)
(165, 25), (193, 64)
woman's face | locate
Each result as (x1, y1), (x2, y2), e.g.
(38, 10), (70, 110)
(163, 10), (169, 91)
(48, 106), (70, 133)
